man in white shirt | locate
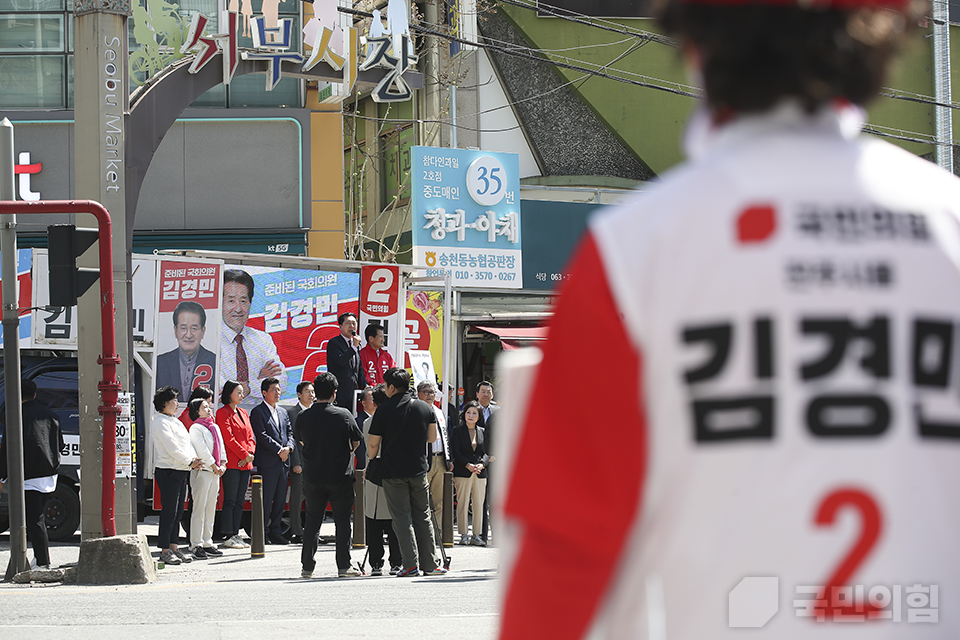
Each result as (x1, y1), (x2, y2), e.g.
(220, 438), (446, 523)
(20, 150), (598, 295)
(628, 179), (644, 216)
(219, 268), (287, 409)
(417, 381), (451, 530)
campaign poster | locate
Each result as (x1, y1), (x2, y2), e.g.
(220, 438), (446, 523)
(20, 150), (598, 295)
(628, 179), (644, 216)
(0, 248), (33, 349)
(155, 259), (222, 403)
(33, 250), (157, 347)
(408, 350), (436, 388)
(219, 264), (360, 408)
(405, 290), (444, 383)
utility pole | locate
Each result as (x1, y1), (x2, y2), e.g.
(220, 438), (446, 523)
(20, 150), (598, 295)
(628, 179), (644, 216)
(1, 118), (28, 579)
(933, 1), (953, 174)
(73, 0), (135, 537)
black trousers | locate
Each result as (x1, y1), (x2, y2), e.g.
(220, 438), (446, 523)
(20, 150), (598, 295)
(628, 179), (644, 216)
(221, 468), (250, 538)
(259, 464), (289, 536)
(301, 479), (354, 572)
(25, 489), (50, 566)
(155, 467), (188, 549)
(366, 516), (401, 570)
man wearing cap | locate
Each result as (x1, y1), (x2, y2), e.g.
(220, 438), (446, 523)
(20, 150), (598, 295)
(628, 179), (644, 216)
(500, 0), (960, 637)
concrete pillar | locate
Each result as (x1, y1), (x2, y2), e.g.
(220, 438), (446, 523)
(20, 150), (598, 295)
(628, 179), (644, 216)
(73, 0), (135, 538)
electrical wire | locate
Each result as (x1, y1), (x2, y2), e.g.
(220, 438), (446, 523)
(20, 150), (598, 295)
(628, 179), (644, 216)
(338, 5), (960, 147)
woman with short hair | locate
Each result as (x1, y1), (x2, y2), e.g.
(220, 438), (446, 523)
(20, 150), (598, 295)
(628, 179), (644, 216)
(152, 385), (202, 565)
(450, 400), (491, 547)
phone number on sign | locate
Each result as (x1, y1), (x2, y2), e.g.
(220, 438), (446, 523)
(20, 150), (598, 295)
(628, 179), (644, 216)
(426, 268), (516, 282)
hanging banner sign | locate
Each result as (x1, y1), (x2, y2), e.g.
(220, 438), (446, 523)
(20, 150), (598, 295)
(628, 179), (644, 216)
(404, 290), (444, 381)
(155, 258), (222, 403)
(411, 146), (522, 289)
(32, 250), (157, 348)
(359, 264), (403, 383)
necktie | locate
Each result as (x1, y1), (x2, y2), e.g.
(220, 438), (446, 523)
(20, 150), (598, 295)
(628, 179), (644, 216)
(235, 334), (248, 381)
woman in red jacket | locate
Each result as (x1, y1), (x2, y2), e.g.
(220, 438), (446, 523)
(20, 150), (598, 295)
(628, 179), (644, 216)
(216, 380), (255, 549)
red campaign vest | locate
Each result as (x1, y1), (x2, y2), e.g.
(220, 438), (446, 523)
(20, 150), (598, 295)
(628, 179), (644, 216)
(501, 106), (960, 639)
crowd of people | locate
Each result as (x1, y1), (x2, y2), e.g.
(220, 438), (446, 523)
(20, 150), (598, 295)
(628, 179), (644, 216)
(150, 329), (499, 578)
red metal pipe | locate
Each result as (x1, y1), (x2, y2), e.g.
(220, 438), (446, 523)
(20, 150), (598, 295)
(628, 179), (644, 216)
(0, 199), (119, 537)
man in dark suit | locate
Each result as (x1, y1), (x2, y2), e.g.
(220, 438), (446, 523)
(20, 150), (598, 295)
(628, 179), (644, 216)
(325, 312), (369, 413)
(250, 376), (295, 544)
(476, 380), (500, 544)
(156, 301), (217, 401)
(283, 381), (315, 544)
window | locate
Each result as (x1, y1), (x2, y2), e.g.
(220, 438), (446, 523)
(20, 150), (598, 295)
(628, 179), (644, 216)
(33, 369), (79, 410)
(0, 0), (72, 109)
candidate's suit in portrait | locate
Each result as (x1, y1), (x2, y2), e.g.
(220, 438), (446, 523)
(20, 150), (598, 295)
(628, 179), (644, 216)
(156, 345), (217, 401)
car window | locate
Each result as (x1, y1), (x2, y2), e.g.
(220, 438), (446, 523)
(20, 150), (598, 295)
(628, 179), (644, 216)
(33, 370), (79, 410)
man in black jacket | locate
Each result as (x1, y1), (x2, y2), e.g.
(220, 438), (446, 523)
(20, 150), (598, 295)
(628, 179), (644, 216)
(0, 378), (64, 569)
(324, 312), (369, 412)
(294, 372), (362, 578)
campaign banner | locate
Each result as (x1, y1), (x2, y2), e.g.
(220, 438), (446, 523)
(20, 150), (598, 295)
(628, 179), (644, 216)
(155, 259), (222, 403)
(405, 290), (444, 385)
(32, 250), (157, 347)
(411, 146), (523, 289)
(359, 264), (403, 372)
(0, 248), (33, 349)
(219, 264), (360, 407)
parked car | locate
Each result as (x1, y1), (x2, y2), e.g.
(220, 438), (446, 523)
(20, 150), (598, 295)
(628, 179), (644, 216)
(0, 355), (81, 541)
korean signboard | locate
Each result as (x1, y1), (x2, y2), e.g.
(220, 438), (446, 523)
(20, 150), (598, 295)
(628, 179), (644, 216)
(411, 146), (522, 289)
(32, 250), (157, 348)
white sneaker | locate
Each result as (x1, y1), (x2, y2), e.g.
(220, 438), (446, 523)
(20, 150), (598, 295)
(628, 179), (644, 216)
(220, 536), (245, 550)
(239, 535), (251, 549)
(458, 534), (470, 546)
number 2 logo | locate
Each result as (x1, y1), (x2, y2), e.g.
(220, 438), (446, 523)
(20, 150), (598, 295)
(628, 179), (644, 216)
(367, 268), (394, 304)
(814, 488), (883, 616)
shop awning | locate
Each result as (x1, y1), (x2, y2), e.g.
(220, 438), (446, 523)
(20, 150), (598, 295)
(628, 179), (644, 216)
(474, 325), (548, 351)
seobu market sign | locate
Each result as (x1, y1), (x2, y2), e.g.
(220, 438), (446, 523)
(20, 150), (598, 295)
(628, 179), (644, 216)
(132, 0), (418, 102)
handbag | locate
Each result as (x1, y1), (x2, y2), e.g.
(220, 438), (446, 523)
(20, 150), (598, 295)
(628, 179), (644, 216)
(366, 457), (384, 486)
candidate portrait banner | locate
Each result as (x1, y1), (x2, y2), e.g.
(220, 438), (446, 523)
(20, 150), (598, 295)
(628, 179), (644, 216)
(405, 290), (444, 385)
(220, 264), (360, 405)
(155, 258), (222, 403)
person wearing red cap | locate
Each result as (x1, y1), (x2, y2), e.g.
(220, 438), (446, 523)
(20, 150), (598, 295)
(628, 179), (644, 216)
(500, 0), (960, 638)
